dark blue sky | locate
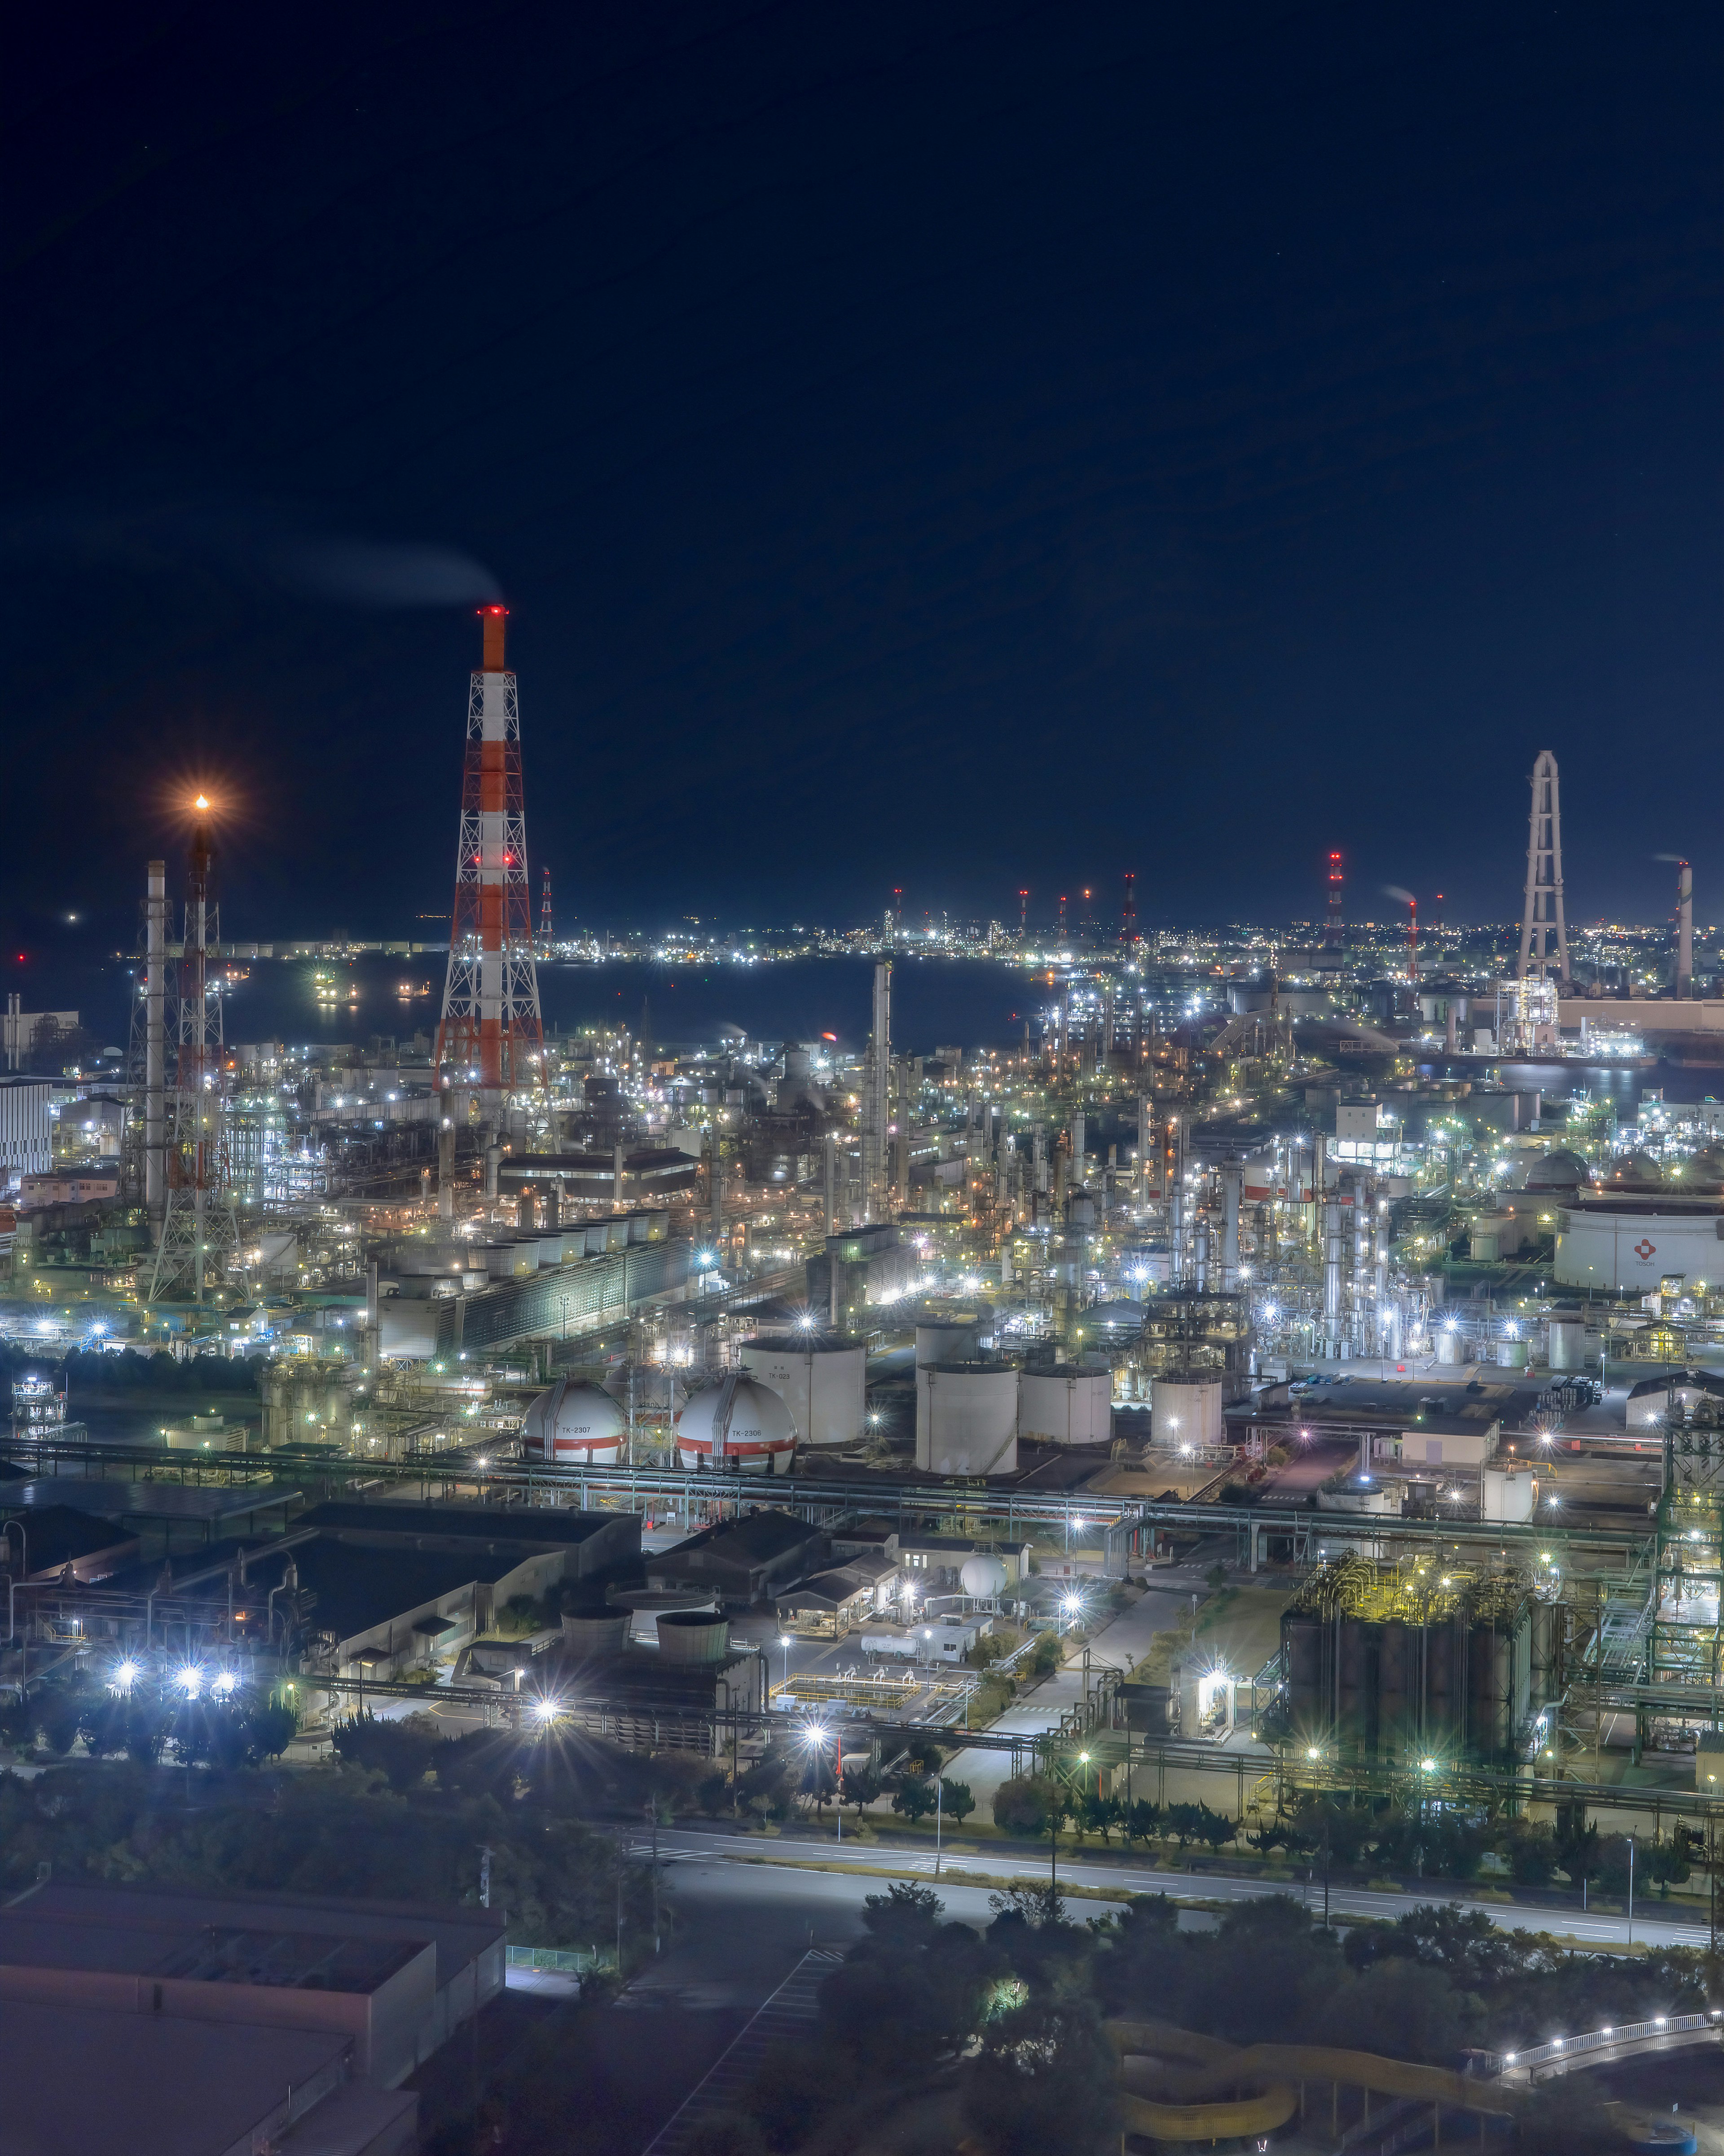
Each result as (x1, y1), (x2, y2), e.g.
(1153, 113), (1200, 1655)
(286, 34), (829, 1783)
(4, 2), (1720, 965)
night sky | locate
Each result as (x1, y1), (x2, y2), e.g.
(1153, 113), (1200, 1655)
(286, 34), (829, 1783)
(4, 3), (1720, 965)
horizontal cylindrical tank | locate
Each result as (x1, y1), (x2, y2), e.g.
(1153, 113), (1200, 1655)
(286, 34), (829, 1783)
(1017, 1363), (1113, 1447)
(675, 1376), (797, 1474)
(915, 1362), (1018, 1477)
(561, 1611), (630, 1657)
(1150, 1376), (1223, 1448)
(655, 1611), (731, 1663)
(521, 1377), (626, 1466)
(740, 1335), (867, 1447)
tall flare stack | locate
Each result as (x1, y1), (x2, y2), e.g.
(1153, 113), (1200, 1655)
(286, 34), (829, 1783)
(436, 606), (543, 1123)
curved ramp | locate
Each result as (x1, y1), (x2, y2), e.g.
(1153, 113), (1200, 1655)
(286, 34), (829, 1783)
(1104, 2019), (1525, 2143)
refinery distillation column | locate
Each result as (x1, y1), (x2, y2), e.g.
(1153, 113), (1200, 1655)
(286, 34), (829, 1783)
(144, 859), (167, 1230)
(862, 960), (891, 1222)
(149, 801), (239, 1304)
(436, 606), (544, 1142)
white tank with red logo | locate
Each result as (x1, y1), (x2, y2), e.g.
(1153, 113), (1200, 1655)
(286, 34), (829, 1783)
(520, 1377), (626, 1466)
(675, 1375), (797, 1475)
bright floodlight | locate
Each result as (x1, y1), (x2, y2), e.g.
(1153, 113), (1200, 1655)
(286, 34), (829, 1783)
(695, 1249), (716, 1267)
(177, 1666), (203, 1697)
(1306, 1746), (1319, 1760)
(1064, 1595), (1081, 1613)
(112, 1661), (139, 1693)
(533, 1697), (560, 1724)
(797, 1310), (817, 1329)
(1420, 1757), (1437, 1772)
(211, 1671), (237, 1697)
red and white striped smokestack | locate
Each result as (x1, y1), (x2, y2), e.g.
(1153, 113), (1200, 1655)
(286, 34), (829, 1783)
(435, 605), (544, 1115)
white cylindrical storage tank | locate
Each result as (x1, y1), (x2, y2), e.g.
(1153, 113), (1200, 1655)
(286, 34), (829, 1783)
(1150, 1376), (1223, 1449)
(560, 1611), (630, 1657)
(916, 1319), (980, 1365)
(1017, 1363), (1113, 1446)
(582, 1221), (612, 1254)
(1481, 1466), (1538, 1524)
(916, 1362), (1018, 1477)
(655, 1611), (732, 1663)
(521, 1377), (627, 1466)
(481, 1243), (529, 1280)
(740, 1335), (867, 1447)
(1435, 1327), (1467, 1365)
(676, 1376), (798, 1474)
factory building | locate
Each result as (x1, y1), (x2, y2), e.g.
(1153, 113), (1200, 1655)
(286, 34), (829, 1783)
(0, 1875), (507, 2154)
(646, 1508), (824, 1605)
(554, 1610), (767, 1755)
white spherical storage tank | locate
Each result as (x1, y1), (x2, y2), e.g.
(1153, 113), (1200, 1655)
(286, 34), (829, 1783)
(520, 1377), (627, 1465)
(675, 1375), (797, 1475)
(1151, 1376), (1223, 1449)
(1018, 1363), (1113, 1446)
(915, 1362), (1018, 1477)
(740, 1335), (866, 1446)
(960, 1554), (1008, 1600)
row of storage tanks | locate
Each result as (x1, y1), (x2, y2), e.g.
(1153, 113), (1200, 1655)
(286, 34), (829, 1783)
(519, 1314), (1221, 1483)
(392, 1211), (668, 1296)
(521, 1334), (872, 1476)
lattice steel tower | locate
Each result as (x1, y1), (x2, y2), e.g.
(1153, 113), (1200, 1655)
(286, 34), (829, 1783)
(1518, 750), (1570, 983)
(149, 800), (240, 1304)
(435, 607), (544, 1116)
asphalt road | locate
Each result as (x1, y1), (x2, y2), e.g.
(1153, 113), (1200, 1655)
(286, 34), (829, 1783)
(639, 1821), (1719, 1953)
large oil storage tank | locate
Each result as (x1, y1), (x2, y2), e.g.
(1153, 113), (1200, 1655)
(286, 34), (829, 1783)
(916, 1318), (981, 1365)
(675, 1375), (797, 1474)
(1018, 1362), (1113, 1446)
(740, 1334), (866, 1447)
(521, 1376), (627, 1466)
(1150, 1376), (1223, 1449)
(915, 1362), (1018, 1477)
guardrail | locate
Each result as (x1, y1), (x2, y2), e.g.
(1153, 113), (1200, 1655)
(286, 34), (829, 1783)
(1493, 2010), (1720, 2076)
(506, 1944), (616, 1975)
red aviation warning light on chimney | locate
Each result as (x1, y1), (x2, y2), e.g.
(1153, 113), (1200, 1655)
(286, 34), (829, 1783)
(435, 607), (544, 1105)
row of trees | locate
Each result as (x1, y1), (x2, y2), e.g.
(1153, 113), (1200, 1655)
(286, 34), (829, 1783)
(3, 1680), (296, 1770)
(0, 1750), (655, 1952)
(991, 1773), (1238, 1852)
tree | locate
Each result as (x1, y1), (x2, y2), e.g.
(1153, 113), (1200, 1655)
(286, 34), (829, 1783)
(1163, 1801), (1203, 1852)
(1123, 1799), (1161, 1848)
(839, 1764), (880, 1817)
(861, 1881), (945, 1943)
(938, 1777), (975, 1826)
(964, 1997), (1121, 2156)
(1078, 1792), (1121, 1844)
(1193, 1803), (1236, 1854)
(892, 1773), (938, 1824)
(993, 1774), (1064, 1838)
